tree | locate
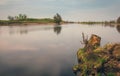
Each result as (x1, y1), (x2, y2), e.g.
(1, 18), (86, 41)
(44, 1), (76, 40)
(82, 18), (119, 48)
(15, 16), (19, 20)
(53, 13), (62, 25)
(23, 14), (27, 20)
(7, 14), (27, 21)
(117, 16), (120, 23)
(8, 16), (14, 20)
(19, 14), (23, 20)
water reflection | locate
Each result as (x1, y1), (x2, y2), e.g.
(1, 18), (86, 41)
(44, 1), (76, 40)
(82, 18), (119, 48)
(8, 25), (54, 35)
(53, 25), (62, 35)
(116, 25), (120, 33)
(104, 24), (115, 28)
(0, 25), (63, 35)
(9, 26), (28, 35)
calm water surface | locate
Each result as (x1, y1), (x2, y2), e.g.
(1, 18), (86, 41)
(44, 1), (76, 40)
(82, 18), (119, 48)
(0, 24), (120, 76)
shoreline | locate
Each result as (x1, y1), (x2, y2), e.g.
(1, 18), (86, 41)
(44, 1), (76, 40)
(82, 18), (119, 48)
(0, 21), (120, 26)
(0, 22), (73, 26)
(0, 22), (55, 26)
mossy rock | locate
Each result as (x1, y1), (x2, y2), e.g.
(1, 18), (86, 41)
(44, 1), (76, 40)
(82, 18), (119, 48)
(113, 44), (120, 59)
(75, 44), (120, 75)
(74, 34), (120, 76)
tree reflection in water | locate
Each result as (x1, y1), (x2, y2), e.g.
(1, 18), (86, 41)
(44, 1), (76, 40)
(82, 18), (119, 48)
(116, 25), (120, 33)
(53, 25), (62, 35)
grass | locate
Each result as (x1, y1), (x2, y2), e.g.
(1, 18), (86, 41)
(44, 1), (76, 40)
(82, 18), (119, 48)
(79, 21), (104, 24)
(107, 73), (115, 76)
(0, 18), (55, 25)
(25, 18), (54, 23)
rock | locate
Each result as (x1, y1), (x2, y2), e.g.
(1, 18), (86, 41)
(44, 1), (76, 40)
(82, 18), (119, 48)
(73, 34), (120, 76)
(113, 44), (120, 59)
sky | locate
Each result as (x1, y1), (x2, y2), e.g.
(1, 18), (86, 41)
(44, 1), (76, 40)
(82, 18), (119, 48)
(0, 0), (120, 21)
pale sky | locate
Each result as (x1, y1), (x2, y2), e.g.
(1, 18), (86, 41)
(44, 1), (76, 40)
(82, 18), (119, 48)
(0, 0), (120, 21)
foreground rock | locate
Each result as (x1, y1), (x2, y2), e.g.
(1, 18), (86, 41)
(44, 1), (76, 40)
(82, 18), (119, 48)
(73, 34), (120, 76)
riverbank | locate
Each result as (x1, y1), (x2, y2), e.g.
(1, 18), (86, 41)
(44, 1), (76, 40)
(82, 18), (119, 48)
(0, 20), (72, 26)
(0, 19), (120, 26)
(79, 21), (120, 26)
(0, 22), (55, 26)
(0, 18), (55, 26)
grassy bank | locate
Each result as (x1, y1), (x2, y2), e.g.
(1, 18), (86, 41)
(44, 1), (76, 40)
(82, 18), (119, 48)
(0, 18), (55, 26)
(79, 21), (104, 24)
(1, 18), (119, 26)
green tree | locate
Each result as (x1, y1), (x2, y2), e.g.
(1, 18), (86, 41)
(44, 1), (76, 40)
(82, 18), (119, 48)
(7, 14), (27, 21)
(23, 14), (27, 20)
(8, 16), (14, 20)
(15, 16), (19, 20)
(53, 13), (62, 25)
(18, 14), (27, 20)
(19, 14), (23, 20)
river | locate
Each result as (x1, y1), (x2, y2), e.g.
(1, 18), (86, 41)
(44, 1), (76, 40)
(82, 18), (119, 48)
(0, 24), (120, 76)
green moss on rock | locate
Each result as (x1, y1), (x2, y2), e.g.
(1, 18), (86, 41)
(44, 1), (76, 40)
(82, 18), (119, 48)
(73, 34), (120, 76)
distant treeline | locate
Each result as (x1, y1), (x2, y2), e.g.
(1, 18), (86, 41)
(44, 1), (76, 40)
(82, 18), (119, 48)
(0, 18), (55, 25)
(78, 16), (120, 25)
(79, 21), (116, 25)
(79, 21), (104, 24)
(0, 13), (64, 25)
(0, 13), (120, 25)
